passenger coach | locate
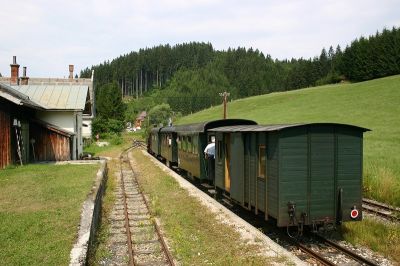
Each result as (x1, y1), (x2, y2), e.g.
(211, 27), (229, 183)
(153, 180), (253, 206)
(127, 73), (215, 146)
(151, 119), (257, 181)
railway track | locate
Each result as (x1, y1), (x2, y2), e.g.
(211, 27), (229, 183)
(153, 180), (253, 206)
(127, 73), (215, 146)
(362, 198), (400, 222)
(293, 233), (379, 266)
(109, 146), (174, 266)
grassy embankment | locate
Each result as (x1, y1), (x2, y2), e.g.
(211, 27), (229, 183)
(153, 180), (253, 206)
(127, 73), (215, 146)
(0, 163), (99, 265)
(178, 74), (400, 261)
(87, 134), (289, 265)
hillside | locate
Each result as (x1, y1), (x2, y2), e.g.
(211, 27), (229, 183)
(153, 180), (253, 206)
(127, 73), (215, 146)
(177, 75), (400, 206)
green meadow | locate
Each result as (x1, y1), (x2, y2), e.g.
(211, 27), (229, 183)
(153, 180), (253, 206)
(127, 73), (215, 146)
(0, 164), (98, 265)
(178, 75), (400, 206)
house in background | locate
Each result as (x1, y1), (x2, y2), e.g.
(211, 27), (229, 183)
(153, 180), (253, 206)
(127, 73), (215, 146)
(0, 56), (95, 140)
(0, 56), (95, 168)
(0, 83), (75, 168)
(135, 111), (147, 129)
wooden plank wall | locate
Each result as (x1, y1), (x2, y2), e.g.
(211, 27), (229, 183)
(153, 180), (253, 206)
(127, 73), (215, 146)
(0, 109), (11, 168)
(30, 123), (71, 161)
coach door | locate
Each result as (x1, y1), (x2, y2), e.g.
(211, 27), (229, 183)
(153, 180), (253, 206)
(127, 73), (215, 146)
(224, 134), (231, 192)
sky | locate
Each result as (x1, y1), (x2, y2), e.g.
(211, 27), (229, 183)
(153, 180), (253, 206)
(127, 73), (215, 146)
(0, 0), (399, 78)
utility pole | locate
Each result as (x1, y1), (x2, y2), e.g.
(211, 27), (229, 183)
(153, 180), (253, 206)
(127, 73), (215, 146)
(219, 91), (230, 119)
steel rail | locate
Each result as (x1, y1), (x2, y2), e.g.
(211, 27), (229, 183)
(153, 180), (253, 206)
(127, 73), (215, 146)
(362, 198), (400, 222)
(362, 198), (400, 212)
(119, 152), (135, 266)
(125, 147), (175, 266)
(292, 240), (336, 266)
(313, 234), (379, 266)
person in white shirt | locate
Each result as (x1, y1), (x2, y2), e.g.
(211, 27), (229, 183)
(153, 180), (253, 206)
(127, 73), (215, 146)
(204, 138), (216, 180)
(204, 141), (215, 159)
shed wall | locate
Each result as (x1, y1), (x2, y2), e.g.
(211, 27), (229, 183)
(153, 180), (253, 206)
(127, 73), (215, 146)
(0, 109), (11, 169)
(30, 123), (71, 161)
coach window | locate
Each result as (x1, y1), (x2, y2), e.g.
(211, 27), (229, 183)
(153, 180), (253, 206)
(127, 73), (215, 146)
(217, 140), (222, 163)
(192, 135), (196, 154)
(187, 136), (192, 153)
(258, 145), (266, 178)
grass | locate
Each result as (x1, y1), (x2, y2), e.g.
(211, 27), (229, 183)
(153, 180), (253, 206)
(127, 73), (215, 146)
(0, 163), (99, 266)
(87, 159), (117, 265)
(84, 131), (143, 158)
(177, 75), (400, 206)
(131, 149), (289, 265)
(341, 218), (400, 263)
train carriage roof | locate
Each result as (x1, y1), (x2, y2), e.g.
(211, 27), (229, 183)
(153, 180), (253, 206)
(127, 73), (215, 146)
(150, 127), (162, 134)
(209, 123), (370, 132)
(170, 119), (257, 133)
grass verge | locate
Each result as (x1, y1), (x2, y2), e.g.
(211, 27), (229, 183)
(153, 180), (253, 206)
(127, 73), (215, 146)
(341, 218), (400, 263)
(87, 159), (117, 265)
(0, 163), (98, 265)
(131, 149), (289, 265)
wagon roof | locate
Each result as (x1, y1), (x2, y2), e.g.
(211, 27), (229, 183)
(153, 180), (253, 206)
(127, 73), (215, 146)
(150, 127), (162, 133)
(171, 119), (257, 133)
(209, 123), (371, 132)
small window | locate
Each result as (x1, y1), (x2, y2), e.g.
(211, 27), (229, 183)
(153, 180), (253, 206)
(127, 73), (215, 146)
(183, 136), (187, 151)
(217, 140), (222, 162)
(193, 135), (198, 154)
(187, 136), (192, 153)
(258, 145), (266, 178)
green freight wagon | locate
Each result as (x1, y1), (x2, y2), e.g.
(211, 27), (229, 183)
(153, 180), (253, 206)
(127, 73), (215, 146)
(173, 119), (257, 181)
(209, 123), (370, 228)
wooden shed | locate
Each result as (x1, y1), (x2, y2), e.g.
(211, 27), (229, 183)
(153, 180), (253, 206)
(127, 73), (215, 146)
(0, 85), (43, 168)
(210, 123), (370, 227)
(0, 83), (74, 168)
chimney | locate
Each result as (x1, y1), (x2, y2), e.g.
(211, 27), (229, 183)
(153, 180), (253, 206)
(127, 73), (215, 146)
(10, 56), (20, 85)
(69, 64), (74, 79)
(20, 66), (29, 85)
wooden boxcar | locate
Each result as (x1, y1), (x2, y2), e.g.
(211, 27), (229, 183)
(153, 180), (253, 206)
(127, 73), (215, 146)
(171, 119), (257, 181)
(210, 123), (370, 227)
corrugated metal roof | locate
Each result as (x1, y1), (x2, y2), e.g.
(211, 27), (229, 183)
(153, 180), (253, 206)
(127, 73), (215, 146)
(11, 85), (88, 110)
(209, 123), (370, 132)
(0, 82), (45, 109)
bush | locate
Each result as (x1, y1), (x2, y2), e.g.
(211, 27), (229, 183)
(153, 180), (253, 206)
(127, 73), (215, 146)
(92, 117), (124, 136)
(315, 71), (344, 86)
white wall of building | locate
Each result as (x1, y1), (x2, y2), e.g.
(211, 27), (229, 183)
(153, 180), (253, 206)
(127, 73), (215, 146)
(82, 115), (92, 139)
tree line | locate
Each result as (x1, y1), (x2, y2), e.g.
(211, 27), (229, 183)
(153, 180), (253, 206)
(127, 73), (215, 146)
(84, 26), (400, 134)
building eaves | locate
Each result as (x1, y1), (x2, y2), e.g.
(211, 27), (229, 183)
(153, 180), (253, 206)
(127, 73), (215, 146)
(0, 82), (45, 109)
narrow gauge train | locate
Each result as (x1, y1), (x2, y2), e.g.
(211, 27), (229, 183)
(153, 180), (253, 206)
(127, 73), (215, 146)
(148, 119), (370, 232)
